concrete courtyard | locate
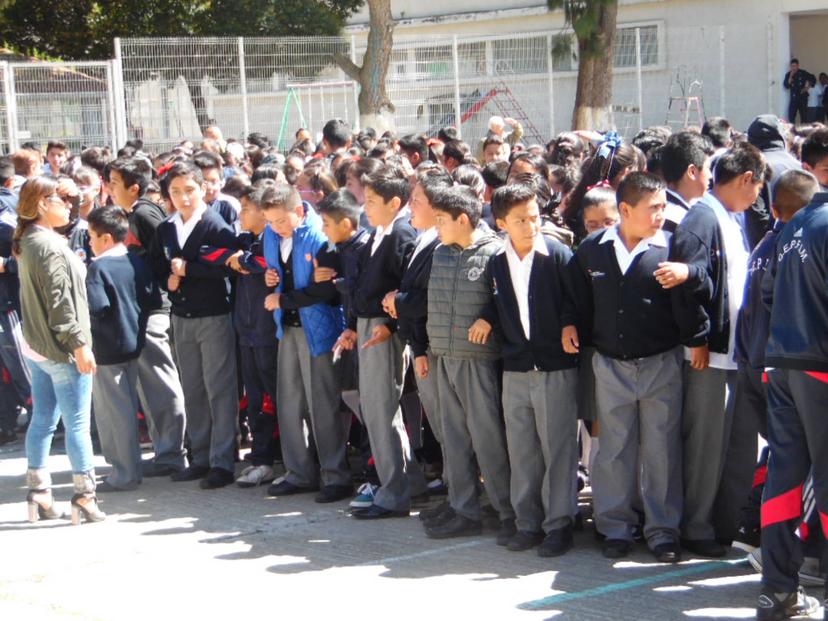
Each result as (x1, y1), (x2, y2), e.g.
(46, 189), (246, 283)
(0, 437), (820, 621)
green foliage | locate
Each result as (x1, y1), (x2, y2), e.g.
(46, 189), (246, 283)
(547, 0), (617, 59)
(0, 0), (364, 60)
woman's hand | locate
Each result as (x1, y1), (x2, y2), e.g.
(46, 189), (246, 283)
(74, 345), (97, 375)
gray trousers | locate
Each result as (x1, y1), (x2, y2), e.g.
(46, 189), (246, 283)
(277, 326), (350, 488)
(680, 363), (737, 541)
(357, 317), (426, 511)
(437, 356), (514, 522)
(92, 361), (142, 489)
(137, 313), (187, 468)
(503, 368), (578, 534)
(592, 348), (683, 548)
(172, 314), (238, 472)
(415, 350), (442, 449)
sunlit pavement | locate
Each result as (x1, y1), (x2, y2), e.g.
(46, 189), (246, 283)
(0, 438), (821, 621)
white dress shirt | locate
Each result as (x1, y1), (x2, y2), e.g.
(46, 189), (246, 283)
(409, 227), (438, 266)
(599, 224), (667, 275)
(504, 235), (549, 340)
(172, 203), (207, 249)
(370, 207), (410, 256)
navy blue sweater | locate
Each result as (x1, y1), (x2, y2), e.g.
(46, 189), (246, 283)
(126, 197), (170, 314)
(86, 251), (161, 364)
(763, 194), (828, 372)
(152, 208), (239, 318)
(0, 200), (19, 313)
(668, 200), (725, 351)
(349, 214), (416, 330)
(395, 234), (440, 357)
(332, 228), (369, 323)
(567, 228), (704, 360)
(490, 234), (577, 372)
(734, 225), (779, 368)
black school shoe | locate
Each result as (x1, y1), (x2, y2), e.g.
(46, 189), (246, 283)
(315, 484), (354, 504)
(506, 530), (544, 552)
(732, 523), (761, 553)
(425, 513), (482, 539)
(603, 538), (632, 559)
(199, 468), (235, 489)
(170, 464), (210, 482)
(496, 518), (517, 546)
(652, 541), (682, 563)
(681, 538), (727, 558)
(419, 500), (451, 522)
(351, 504), (410, 520)
(538, 525), (574, 558)
(266, 478), (318, 497)
(756, 586), (819, 621)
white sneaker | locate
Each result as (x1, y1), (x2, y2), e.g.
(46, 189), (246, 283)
(236, 465), (274, 488)
(748, 548), (762, 573)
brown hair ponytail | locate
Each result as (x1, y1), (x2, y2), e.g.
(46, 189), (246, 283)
(12, 176), (58, 255)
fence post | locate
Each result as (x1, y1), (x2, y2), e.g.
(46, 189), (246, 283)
(350, 35), (360, 131)
(547, 34), (555, 138)
(5, 63), (17, 152)
(112, 38), (128, 148)
(766, 22), (775, 116)
(719, 25), (726, 118)
(452, 35), (462, 137)
(1, 62), (15, 153)
(238, 37), (250, 141)
(635, 27), (644, 132)
(105, 61), (119, 152)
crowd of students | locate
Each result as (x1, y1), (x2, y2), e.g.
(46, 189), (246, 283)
(1, 112), (828, 620)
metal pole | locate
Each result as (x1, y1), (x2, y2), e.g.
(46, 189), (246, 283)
(452, 35), (462, 137)
(112, 38), (128, 147)
(106, 62), (119, 152)
(350, 35), (360, 131)
(766, 22), (775, 117)
(719, 25), (726, 118)
(547, 34), (555, 138)
(238, 37), (250, 141)
(5, 64), (18, 152)
(635, 27), (644, 131)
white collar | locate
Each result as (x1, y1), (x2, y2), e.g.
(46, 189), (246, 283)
(172, 202), (207, 227)
(505, 234), (550, 261)
(666, 188), (691, 209)
(375, 206), (409, 237)
(600, 225), (667, 249)
(93, 243), (128, 261)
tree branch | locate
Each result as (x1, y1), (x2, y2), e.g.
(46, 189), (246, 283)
(334, 52), (361, 81)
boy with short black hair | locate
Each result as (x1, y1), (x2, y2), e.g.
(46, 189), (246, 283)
(193, 150), (240, 229)
(86, 205), (160, 491)
(660, 132), (715, 233)
(259, 184), (352, 503)
(489, 183), (578, 557)
(107, 156), (188, 477)
(424, 185), (515, 540)
(335, 162), (426, 519)
(152, 161), (240, 489)
(801, 127), (828, 190)
(669, 143), (767, 557)
(46, 141), (69, 176)
(322, 119), (352, 156)
(565, 172), (700, 562)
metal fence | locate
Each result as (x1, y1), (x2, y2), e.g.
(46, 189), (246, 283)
(0, 23), (780, 154)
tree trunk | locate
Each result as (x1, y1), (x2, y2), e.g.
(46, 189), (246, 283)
(571, 2), (618, 131)
(335, 0), (395, 132)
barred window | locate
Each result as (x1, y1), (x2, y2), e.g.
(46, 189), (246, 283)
(492, 36), (548, 75)
(614, 25), (659, 68)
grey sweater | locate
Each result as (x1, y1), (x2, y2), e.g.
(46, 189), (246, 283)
(18, 225), (91, 363)
(427, 229), (502, 360)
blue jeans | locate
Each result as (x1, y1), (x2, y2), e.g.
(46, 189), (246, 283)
(25, 357), (94, 474)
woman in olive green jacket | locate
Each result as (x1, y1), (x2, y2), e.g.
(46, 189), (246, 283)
(14, 176), (104, 525)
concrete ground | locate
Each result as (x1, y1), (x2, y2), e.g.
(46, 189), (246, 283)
(0, 437), (821, 621)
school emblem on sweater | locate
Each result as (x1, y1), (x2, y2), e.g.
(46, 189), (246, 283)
(468, 266), (483, 282)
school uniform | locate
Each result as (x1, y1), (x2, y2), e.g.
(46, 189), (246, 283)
(491, 233), (578, 535)
(154, 205), (240, 474)
(670, 192), (750, 544)
(427, 228), (514, 523)
(199, 231), (280, 468)
(331, 228), (369, 394)
(760, 194), (828, 593)
(395, 227), (441, 447)
(264, 205), (350, 489)
(351, 207), (426, 512)
(0, 198), (30, 436)
(662, 189), (692, 235)
(570, 226), (701, 549)
(127, 197), (187, 471)
(87, 244), (160, 489)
